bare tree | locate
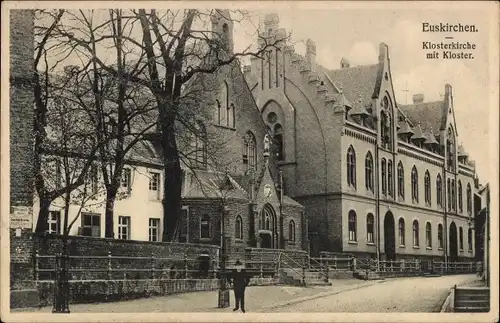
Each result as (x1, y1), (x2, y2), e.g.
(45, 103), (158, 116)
(48, 9), (287, 241)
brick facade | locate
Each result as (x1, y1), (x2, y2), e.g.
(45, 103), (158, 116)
(244, 14), (479, 260)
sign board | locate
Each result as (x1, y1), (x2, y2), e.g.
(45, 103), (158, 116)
(10, 206), (32, 229)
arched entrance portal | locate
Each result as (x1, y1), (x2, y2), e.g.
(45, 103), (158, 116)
(384, 212), (396, 260)
(259, 204), (277, 249)
(449, 222), (458, 261)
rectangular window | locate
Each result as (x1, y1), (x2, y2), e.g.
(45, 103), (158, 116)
(118, 216), (131, 240)
(121, 168), (132, 190)
(149, 218), (160, 242)
(81, 213), (101, 237)
(149, 172), (161, 200)
(47, 211), (60, 234)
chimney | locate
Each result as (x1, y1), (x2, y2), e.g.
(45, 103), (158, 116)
(340, 57), (350, 68)
(412, 93), (424, 104)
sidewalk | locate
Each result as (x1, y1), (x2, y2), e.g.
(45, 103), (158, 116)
(13, 279), (383, 313)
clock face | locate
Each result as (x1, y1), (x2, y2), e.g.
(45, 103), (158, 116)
(264, 184), (272, 197)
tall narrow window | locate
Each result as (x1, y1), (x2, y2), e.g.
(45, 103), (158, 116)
(388, 160), (393, 197)
(397, 162), (405, 199)
(459, 227), (464, 250)
(412, 220), (419, 247)
(348, 211), (357, 242)
(227, 103), (235, 128)
(191, 122), (207, 168)
(447, 179), (451, 211)
(398, 218), (405, 246)
(381, 158), (387, 195)
(121, 168), (132, 191)
(451, 180), (456, 211)
(219, 82), (228, 126)
(347, 146), (356, 188)
(458, 180), (463, 212)
(426, 222), (432, 248)
(365, 152), (373, 191)
(424, 170), (431, 206)
(118, 216), (131, 240)
(438, 224), (444, 249)
(200, 215), (211, 239)
(149, 218), (160, 242)
(411, 166), (419, 203)
(288, 220), (296, 242)
(274, 124), (284, 161)
(235, 215), (243, 240)
(243, 131), (257, 171)
(466, 183), (472, 214)
(268, 51), (272, 89)
(436, 174), (443, 207)
(467, 228), (473, 251)
(366, 213), (374, 243)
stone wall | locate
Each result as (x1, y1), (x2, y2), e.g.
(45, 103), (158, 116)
(34, 279), (220, 307)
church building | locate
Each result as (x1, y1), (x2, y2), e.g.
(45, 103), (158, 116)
(243, 13), (479, 261)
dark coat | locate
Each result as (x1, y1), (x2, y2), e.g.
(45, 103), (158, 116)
(228, 269), (250, 293)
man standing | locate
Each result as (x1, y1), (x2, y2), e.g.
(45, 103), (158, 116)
(228, 259), (250, 313)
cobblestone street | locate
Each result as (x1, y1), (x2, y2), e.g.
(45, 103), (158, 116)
(13, 275), (481, 313)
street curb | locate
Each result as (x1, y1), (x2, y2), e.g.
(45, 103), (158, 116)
(260, 280), (387, 310)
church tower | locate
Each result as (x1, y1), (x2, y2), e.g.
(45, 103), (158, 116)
(211, 9), (234, 56)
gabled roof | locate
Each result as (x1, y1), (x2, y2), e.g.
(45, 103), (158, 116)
(182, 169), (249, 200)
(398, 101), (445, 133)
(324, 64), (380, 105)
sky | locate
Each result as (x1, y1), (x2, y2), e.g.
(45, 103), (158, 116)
(229, 4), (496, 182)
(23, 2), (497, 182)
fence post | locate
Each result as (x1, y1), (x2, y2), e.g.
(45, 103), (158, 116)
(34, 251), (39, 281)
(107, 251), (112, 280)
(212, 255), (216, 279)
(151, 253), (155, 280)
(184, 254), (188, 279)
(334, 256), (337, 270)
(352, 257), (357, 271)
(302, 266), (306, 286)
(400, 259), (404, 272)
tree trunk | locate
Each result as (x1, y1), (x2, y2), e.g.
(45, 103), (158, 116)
(160, 111), (182, 242)
(105, 191), (117, 238)
(35, 197), (52, 233)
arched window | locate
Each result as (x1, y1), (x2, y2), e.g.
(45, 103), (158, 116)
(438, 224), (444, 249)
(274, 123), (284, 161)
(381, 158), (387, 195)
(380, 97), (393, 150)
(466, 183), (472, 214)
(447, 179), (451, 211)
(458, 180), (463, 213)
(446, 127), (455, 171)
(218, 82), (228, 126)
(467, 228), (473, 251)
(451, 180), (456, 211)
(424, 170), (431, 206)
(436, 174), (443, 207)
(347, 146), (356, 188)
(348, 210), (357, 241)
(200, 215), (211, 239)
(243, 131), (257, 171)
(189, 122), (207, 169)
(398, 218), (405, 246)
(397, 162), (405, 199)
(366, 213), (374, 243)
(365, 152), (373, 191)
(388, 160), (393, 197)
(228, 103), (235, 128)
(412, 220), (419, 247)
(459, 227), (464, 250)
(426, 222), (432, 248)
(288, 220), (296, 242)
(411, 166), (419, 203)
(234, 215), (243, 240)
